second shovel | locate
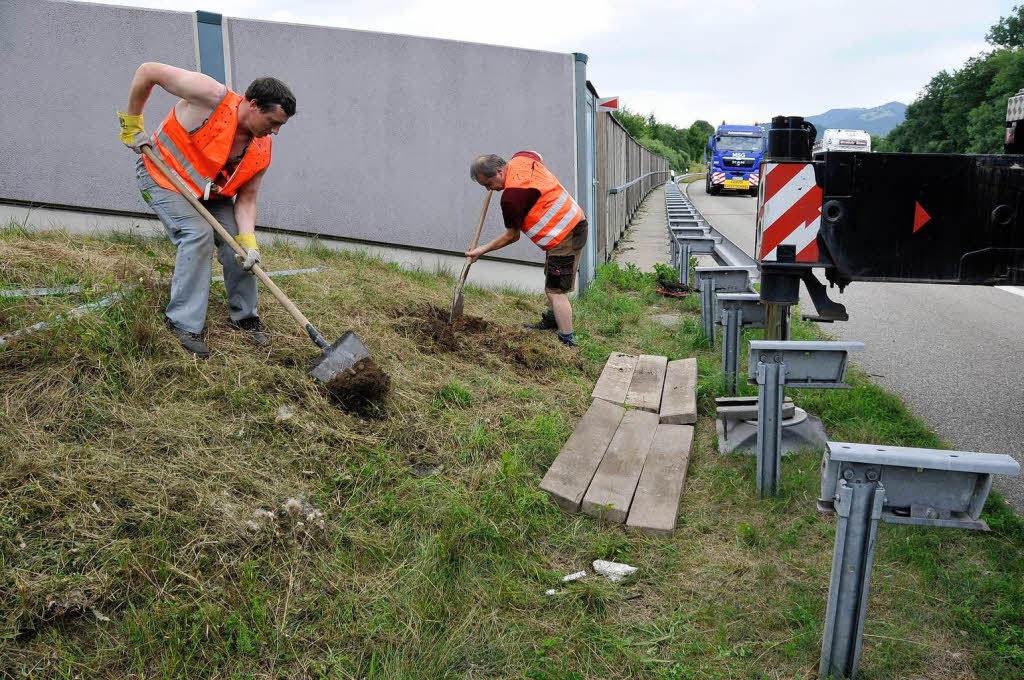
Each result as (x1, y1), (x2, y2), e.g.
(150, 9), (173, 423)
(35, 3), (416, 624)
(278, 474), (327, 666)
(448, 190), (493, 323)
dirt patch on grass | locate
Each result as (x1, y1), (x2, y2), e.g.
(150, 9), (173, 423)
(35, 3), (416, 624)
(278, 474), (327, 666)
(397, 303), (578, 372)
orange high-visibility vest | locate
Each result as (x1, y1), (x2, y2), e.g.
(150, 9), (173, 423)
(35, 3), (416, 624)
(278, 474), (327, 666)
(504, 155), (584, 251)
(143, 89), (271, 200)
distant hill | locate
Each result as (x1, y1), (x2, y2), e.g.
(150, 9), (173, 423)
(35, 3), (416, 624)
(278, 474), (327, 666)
(805, 102), (907, 139)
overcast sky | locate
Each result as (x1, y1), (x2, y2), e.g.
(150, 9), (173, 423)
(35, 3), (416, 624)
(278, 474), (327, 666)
(84, 0), (1015, 128)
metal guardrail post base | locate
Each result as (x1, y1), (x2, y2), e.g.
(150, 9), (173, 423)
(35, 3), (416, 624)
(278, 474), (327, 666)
(701, 278), (715, 347)
(755, 355), (785, 497)
(820, 472), (885, 680)
(722, 308), (741, 395)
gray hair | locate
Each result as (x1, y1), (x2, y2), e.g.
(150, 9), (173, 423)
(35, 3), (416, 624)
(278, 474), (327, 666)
(470, 154), (506, 180)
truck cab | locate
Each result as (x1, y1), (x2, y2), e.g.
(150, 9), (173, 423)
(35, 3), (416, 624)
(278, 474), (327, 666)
(705, 123), (766, 196)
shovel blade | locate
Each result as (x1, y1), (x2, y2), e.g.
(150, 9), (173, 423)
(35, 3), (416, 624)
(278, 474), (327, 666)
(449, 291), (465, 323)
(308, 330), (371, 383)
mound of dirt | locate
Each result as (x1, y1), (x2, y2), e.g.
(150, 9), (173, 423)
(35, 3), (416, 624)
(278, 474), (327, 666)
(324, 356), (390, 410)
(398, 304), (580, 373)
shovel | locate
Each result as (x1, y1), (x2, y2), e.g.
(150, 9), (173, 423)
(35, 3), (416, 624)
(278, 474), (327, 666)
(140, 145), (386, 401)
(448, 190), (493, 323)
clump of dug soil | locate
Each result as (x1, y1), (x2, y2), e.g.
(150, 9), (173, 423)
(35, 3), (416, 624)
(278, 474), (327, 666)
(324, 356), (390, 410)
(398, 304), (580, 372)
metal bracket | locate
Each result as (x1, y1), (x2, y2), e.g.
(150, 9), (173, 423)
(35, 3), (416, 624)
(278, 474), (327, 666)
(695, 266), (755, 346)
(819, 441), (1020, 530)
(748, 341), (863, 497)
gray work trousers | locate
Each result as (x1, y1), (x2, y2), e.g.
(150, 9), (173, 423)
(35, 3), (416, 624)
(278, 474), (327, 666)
(136, 158), (258, 334)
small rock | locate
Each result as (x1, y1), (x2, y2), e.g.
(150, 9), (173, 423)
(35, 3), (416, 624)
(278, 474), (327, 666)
(544, 588), (559, 596)
(593, 559), (637, 583)
(275, 404), (296, 423)
(91, 607), (111, 622)
(562, 570), (586, 583)
(91, 502), (101, 514)
(245, 520), (261, 532)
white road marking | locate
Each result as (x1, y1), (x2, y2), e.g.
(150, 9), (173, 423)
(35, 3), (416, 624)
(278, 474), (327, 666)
(996, 285), (1024, 299)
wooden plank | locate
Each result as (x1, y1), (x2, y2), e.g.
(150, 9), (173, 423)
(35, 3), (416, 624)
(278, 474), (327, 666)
(539, 399), (626, 512)
(660, 358), (697, 424)
(581, 410), (661, 523)
(591, 352), (638, 405)
(626, 424), (694, 537)
(624, 354), (668, 413)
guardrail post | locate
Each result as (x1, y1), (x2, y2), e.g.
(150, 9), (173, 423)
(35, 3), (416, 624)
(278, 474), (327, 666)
(722, 307), (742, 395)
(755, 354), (786, 497)
(820, 473), (885, 680)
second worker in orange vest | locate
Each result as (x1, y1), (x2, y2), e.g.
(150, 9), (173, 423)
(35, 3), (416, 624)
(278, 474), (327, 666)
(117, 62), (295, 359)
(468, 153), (588, 347)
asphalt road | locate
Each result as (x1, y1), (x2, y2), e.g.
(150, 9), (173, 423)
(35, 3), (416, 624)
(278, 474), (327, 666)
(686, 179), (1024, 514)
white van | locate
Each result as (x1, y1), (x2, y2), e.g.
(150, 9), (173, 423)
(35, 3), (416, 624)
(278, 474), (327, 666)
(812, 129), (872, 157)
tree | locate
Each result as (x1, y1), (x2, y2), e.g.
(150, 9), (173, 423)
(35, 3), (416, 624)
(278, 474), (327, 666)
(987, 4), (1024, 48)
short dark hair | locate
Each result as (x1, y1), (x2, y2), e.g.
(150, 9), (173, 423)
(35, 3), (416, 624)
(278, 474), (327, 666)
(245, 77), (296, 117)
(470, 154), (506, 180)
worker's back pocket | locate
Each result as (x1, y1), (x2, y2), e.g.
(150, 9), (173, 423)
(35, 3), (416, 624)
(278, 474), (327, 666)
(545, 255), (576, 291)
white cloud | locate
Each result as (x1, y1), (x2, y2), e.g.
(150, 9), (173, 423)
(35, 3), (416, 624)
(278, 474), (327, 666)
(80, 0), (1015, 126)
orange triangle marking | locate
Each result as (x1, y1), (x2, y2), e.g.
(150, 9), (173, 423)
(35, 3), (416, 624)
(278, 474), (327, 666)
(913, 202), (931, 233)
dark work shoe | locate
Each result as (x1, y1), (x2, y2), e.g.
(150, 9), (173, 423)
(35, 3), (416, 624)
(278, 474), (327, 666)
(230, 317), (270, 348)
(557, 331), (578, 348)
(164, 318), (210, 359)
(523, 310), (558, 331)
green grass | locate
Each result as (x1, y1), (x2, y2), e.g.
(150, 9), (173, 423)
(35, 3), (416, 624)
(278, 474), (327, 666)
(0, 224), (1021, 678)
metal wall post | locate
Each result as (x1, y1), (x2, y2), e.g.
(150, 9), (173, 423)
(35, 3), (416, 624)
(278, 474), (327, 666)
(755, 355), (785, 497)
(721, 307), (742, 395)
(820, 471), (885, 680)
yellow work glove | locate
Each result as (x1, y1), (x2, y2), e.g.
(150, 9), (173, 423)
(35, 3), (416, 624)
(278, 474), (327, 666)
(117, 111), (149, 153)
(234, 233), (261, 273)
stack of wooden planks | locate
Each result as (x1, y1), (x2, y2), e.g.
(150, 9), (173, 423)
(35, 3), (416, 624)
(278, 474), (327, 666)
(539, 353), (697, 537)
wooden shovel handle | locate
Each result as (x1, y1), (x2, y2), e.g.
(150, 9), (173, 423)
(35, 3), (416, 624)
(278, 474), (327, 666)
(459, 190), (493, 282)
(140, 145), (317, 339)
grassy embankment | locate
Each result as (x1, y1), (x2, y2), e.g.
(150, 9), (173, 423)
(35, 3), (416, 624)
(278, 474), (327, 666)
(1, 222), (1021, 679)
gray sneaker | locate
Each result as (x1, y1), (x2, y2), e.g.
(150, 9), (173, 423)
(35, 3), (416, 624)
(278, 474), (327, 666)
(165, 318), (210, 359)
(230, 317), (270, 348)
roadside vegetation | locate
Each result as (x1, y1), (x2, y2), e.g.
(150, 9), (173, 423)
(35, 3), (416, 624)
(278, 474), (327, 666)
(1, 222), (1021, 678)
(613, 109), (712, 173)
(876, 6), (1024, 154)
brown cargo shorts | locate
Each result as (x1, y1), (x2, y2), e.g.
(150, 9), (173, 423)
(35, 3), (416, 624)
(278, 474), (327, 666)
(543, 220), (588, 294)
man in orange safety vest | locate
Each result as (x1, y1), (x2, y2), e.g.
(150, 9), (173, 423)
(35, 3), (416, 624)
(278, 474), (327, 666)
(468, 152), (588, 347)
(117, 62), (295, 358)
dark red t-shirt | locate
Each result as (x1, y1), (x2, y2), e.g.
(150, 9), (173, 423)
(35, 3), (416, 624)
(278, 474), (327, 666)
(500, 151), (543, 231)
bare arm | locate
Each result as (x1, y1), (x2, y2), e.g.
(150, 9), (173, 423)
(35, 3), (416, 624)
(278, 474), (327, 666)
(233, 169), (266, 239)
(125, 62), (224, 117)
(467, 227), (520, 262)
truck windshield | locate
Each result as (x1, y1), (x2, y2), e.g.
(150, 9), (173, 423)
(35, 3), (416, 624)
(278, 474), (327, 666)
(718, 135), (763, 152)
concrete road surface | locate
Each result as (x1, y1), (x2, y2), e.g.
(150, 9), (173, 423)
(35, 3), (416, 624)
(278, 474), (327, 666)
(686, 179), (1024, 514)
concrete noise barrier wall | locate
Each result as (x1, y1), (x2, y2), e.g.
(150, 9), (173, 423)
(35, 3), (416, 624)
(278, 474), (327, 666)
(1, 0), (580, 265)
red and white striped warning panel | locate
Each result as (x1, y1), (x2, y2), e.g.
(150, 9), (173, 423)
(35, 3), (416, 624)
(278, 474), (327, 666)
(756, 162), (823, 262)
(749, 172), (759, 187)
(711, 172), (725, 185)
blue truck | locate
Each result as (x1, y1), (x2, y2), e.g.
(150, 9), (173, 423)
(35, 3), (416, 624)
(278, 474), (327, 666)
(705, 123), (767, 196)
